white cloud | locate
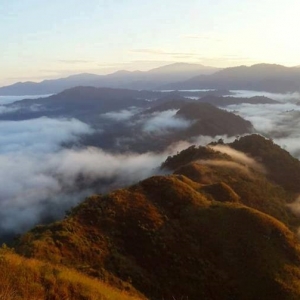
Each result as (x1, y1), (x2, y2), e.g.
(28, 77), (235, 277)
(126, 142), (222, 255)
(0, 105), (20, 114)
(229, 90), (300, 102)
(2, 94), (300, 237)
(101, 107), (140, 121)
(209, 144), (266, 173)
(287, 196), (300, 219)
(0, 146), (169, 233)
(0, 117), (93, 234)
(224, 102), (300, 158)
(0, 116), (198, 235)
(0, 117), (93, 154)
(143, 109), (192, 133)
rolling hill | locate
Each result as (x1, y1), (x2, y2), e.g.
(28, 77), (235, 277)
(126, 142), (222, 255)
(13, 135), (300, 300)
(0, 247), (145, 300)
(0, 87), (254, 153)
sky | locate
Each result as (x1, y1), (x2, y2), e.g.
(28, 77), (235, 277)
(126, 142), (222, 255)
(1, 0), (300, 86)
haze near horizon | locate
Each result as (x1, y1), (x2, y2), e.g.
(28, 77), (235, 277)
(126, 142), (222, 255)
(1, 0), (300, 86)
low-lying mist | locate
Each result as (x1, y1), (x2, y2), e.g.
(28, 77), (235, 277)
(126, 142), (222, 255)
(0, 94), (52, 105)
(0, 116), (215, 238)
(229, 90), (300, 102)
(142, 109), (193, 133)
(209, 145), (266, 173)
(2, 89), (300, 240)
(225, 102), (300, 159)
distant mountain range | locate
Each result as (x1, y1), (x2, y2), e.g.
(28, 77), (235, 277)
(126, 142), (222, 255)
(2, 63), (300, 95)
(0, 63), (219, 95)
(162, 63), (300, 93)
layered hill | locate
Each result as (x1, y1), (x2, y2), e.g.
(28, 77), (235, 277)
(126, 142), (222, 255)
(93, 102), (253, 153)
(0, 87), (163, 121)
(1, 87), (253, 153)
(0, 87), (246, 122)
(14, 135), (300, 300)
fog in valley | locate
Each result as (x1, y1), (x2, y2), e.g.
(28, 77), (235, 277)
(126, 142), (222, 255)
(0, 89), (299, 239)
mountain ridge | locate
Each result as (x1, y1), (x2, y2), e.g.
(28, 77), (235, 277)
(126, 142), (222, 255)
(0, 63), (219, 95)
(0, 87), (254, 153)
(162, 63), (300, 93)
(13, 135), (300, 299)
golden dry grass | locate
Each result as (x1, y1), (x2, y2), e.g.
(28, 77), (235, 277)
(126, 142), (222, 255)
(0, 247), (146, 300)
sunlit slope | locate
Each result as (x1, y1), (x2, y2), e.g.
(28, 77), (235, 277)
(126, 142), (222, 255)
(16, 173), (300, 300)
(0, 247), (146, 300)
(229, 134), (300, 193)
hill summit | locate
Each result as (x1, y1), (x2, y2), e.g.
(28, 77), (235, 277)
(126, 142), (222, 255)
(12, 135), (300, 300)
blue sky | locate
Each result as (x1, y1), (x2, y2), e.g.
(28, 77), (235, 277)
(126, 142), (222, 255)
(1, 0), (299, 86)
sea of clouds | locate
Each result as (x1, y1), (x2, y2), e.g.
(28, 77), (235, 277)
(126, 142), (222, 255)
(224, 102), (300, 158)
(0, 113), (201, 237)
(1, 90), (300, 238)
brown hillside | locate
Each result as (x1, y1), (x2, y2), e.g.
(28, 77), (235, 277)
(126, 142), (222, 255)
(162, 142), (298, 230)
(16, 175), (300, 300)
(229, 134), (300, 193)
(176, 102), (253, 136)
(0, 247), (145, 300)
(174, 161), (298, 230)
